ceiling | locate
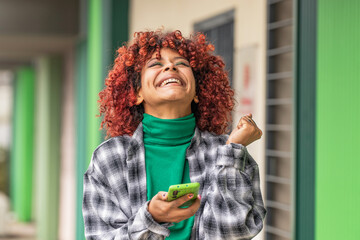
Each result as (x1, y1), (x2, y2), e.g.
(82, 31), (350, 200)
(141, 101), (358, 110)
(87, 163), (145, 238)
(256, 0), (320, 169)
(0, 0), (79, 69)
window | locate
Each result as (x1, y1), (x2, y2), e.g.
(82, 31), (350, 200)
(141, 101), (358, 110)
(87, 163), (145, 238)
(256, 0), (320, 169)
(194, 10), (234, 86)
(266, 0), (294, 239)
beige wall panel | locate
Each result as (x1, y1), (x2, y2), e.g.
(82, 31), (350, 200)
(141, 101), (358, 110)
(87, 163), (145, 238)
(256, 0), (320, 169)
(130, 0), (239, 37)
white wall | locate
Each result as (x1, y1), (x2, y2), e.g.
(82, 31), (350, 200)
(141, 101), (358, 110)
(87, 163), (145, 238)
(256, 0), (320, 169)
(130, 1), (267, 239)
(58, 49), (76, 240)
(0, 71), (13, 149)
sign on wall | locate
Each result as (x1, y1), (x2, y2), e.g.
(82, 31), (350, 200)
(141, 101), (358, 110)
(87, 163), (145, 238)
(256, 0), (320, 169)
(237, 44), (258, 116)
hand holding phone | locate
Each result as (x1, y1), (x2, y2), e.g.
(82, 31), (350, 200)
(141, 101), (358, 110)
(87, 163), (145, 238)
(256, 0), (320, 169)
(148, 185), (201, 223)
(167, 182), (200, 207)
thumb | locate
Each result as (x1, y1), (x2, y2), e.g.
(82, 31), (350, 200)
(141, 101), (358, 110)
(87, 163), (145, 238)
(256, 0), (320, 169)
(154, 191), (168, 201)
(160, 191), (168, 201)
(238, 118), (247, 128)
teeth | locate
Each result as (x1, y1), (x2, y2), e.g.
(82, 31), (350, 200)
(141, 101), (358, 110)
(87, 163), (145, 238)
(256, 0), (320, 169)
(160, 78), (181, 87)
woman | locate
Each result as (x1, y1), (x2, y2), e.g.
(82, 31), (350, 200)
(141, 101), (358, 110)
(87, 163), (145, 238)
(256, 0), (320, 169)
(83, 30), (266, 240)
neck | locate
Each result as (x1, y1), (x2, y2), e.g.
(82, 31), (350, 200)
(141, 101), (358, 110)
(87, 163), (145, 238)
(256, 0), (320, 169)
(143, 104), (192, 119)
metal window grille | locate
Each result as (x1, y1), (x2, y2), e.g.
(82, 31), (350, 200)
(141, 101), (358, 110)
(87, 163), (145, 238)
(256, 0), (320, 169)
(266, 0), (294, 239)
(194, 10), (234, 86)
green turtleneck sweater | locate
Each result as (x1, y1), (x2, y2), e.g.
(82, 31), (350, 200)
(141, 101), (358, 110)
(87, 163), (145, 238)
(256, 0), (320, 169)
(142, 113), (195, 240)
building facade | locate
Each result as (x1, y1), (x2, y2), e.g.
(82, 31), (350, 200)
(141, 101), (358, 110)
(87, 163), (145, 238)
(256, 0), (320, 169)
(0, 0), (358, 240)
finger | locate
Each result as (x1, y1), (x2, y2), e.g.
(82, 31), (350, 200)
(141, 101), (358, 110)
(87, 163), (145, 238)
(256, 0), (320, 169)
(245, 116), (257, 127)
(173, 196), (201, 222)
(172, 193), (196, 207)
(248, 115), (258, 127)
(237, 120), (245, 129)
(238, 116), (248, 126)
(240, 115), (254, 125)
(183, 196), (201, 216)
(237, 119), (245, 128)
(155, 191), (168, 201)
(243, 116), (255, 126)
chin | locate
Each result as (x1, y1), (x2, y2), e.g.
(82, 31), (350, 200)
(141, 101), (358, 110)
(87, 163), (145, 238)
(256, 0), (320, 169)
(165, 97), (191, 103)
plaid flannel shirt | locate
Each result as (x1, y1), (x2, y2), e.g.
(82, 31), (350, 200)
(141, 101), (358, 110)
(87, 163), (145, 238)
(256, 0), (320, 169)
(83, 123), (266, 240)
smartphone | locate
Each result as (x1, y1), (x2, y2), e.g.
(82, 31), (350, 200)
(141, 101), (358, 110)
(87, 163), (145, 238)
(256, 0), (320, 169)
(167, 182), (200, 207)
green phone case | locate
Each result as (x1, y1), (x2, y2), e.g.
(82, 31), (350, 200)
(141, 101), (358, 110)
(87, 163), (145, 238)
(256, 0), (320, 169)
(167, 182), (200, 207)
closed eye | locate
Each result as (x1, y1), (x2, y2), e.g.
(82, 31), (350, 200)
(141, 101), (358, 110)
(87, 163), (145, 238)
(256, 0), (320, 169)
(175, 61), (190, 67)
(148, 62), (162, 68)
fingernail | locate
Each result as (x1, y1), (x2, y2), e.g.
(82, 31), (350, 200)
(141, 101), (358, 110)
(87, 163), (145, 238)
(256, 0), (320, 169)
(188, 194), (194, 199)
(198, 194), (202, 200)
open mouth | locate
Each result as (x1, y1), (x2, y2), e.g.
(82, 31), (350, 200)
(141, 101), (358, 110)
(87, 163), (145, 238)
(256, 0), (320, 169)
(159, 78), (182, 87)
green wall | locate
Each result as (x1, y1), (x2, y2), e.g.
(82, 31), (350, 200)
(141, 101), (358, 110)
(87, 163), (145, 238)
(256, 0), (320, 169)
(75, 1), (128, 239)
(296, 0), (317, 239)
(75, 39), (88, 240)
(316, 1), (360, 240)
(87, 0), (103, 164)
(11, 67), (35, 221)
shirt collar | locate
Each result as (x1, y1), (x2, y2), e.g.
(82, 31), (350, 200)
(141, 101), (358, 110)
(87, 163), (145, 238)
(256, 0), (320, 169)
(126, 123), (202, 161)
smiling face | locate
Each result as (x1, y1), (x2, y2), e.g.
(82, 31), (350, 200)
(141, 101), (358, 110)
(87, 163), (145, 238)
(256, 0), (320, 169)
(137, 48), (196, 118)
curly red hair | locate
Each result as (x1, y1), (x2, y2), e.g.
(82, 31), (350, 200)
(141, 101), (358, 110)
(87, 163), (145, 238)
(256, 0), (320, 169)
(99, 30), (234, 137)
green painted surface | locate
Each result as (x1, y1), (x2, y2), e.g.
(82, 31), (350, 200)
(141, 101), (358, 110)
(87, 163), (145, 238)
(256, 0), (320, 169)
(76, 0), (88, 239)
(75, 40), (88, 240)
(295, 0), (317, 239)
(87, 0), (103, 163)
(76, 1), (129, 239)
(10, 67), (35, 221)
(34, 57), (62, 240)
(316, 1), (360, 240)
(111, 0), (129, 56)
(102, 0), (112, 76)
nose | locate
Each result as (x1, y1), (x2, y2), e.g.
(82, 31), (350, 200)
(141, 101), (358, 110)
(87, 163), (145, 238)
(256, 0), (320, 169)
(163, 62), (177, 72)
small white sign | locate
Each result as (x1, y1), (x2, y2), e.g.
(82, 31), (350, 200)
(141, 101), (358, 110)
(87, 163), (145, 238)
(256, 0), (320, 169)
(237, 45), (258, 116)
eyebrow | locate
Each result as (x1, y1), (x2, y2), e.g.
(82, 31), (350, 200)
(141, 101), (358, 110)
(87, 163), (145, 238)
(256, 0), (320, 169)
(174, 56), (188, 61)
(147, 56), (189, 64)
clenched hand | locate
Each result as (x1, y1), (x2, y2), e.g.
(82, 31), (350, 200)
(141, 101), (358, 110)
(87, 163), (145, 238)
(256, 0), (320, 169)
(226, 113), (262, 146)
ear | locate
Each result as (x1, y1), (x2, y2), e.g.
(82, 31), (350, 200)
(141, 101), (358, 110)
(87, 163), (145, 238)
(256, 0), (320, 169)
(193, 95), (199, 104)
(135, 94), (144, 105)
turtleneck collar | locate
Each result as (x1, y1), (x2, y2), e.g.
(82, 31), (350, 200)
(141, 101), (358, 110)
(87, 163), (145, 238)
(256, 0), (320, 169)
(142, 113), (196, 145)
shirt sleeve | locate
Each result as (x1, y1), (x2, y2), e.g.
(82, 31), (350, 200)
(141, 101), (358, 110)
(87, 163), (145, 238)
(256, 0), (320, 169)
(199, 143), (267, 240)
(82, 154), (171, 240)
